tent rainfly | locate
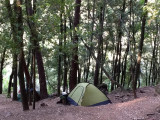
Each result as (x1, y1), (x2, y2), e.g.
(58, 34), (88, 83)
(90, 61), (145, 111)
(67, 83), (111, 106)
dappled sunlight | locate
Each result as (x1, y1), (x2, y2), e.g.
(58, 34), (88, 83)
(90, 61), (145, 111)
(10, 0), (13, 4)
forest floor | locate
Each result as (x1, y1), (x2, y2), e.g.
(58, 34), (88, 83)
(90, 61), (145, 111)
(0, 86), (160, 120)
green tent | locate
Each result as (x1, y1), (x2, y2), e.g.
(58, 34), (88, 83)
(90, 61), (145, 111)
(67, 83), (111, 106)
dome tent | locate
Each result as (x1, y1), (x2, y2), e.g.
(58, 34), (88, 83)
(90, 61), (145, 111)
(67, 83), (111, 106)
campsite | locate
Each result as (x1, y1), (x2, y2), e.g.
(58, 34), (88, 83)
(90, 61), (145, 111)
(0, 0), (160, 120)
(1, 85), (160, 120)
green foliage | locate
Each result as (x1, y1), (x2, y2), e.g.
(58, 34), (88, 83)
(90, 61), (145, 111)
(0, 0), (159, 94)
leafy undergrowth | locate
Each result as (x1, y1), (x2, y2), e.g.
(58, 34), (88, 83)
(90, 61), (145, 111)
(0, 86), (160, 120)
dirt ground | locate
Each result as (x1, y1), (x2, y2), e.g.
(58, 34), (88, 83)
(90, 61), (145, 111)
(0, 86), (160, 120)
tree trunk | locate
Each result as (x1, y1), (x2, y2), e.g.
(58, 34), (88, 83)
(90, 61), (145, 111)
(35, 48), (48, 99)
(82, 39), (123, 90)
(12, 54), (17, 101)
(25, 0), (48, 99)
(112, 0), (126, 89)
(148, 61), (152, 85)
(5, 0), (18, 101)
(0, 47), (6, 94)
(63, 9), (68, 92)
(129, 0), (136, 89)
(151, 21), (159, 85)
(7, 71), (13, 98)
(69, 0), (81, 91)
(145, 61), (148, 86)
(78, 66), (81, 83)
(85, 0), (95, 82)
(94, 1), (105, 86)
(57, 0), (64, 96)
(33, 50), (36, 109)
(133, 0), (148, 98)
(151, 36), (157, 85)
(16, 0), (29, 110)
(121, 0), (131, 87)
(19, 50), (29, 110)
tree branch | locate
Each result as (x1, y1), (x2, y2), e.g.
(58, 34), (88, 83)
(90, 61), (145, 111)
(81, 38), (124, 90)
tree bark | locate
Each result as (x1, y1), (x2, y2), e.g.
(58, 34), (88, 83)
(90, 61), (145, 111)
(19, 51), (29, 110)
(25, 0), (48, 99)
(121, 0), (131, 87)
(85, 0), (95, 82)
(5, 0), (18, 101)
(35, 48), (48, 99)
(112, 0), (126, 89)
(16, 0), (29, 110)
(7, 71), (13, 97)
(33, 50), (36, 109)
(63, 9), (68, 92)
(57, 0), (64, 96)
(69, 0), (81, 91)
(133, 0), (148, 98)
(94, 0), (106, 86)
(0, 47), (6, 94)
(13, 54), (17, 101)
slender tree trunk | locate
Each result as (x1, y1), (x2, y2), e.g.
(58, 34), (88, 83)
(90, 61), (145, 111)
(16, 0), (29, 110)
(94, 1), (105, 86)
(155, 21), (159, 85)
(23, 56), (31, 88)
(22, 53), (33, 105)
(78, 66), (81, 83)
(8, 71), (13, 98)
(35, 48), (48, 99)
(0, 47), (6, 94)
(151, 36), (157, 85)
(145, 61), (148, 86)
(85, 0), (95, 82)
(69, 0), (81, 91)
(148, 61), (152, 85)
(19, 50), (29, 110)
(25, 0), (48, 99)
(33, 50), (36, 109)
(133, 0), (148, 98)
(26, 49), (31, 68)
(121, 43), (129, 87)
(29, 51), (34, 105)
(13, 54), (17, 101)
(112, 0), (126, 89)
(5, 0), (18, 101)
(111, 55), (115, 91)
(121, 0), (131, 87)
(129, 0), (136, 88)
(57, 0), (64, 96)
(82, 39), (123, 90)
(151, 21), (159, 85)
(63, 9), (68, 92)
